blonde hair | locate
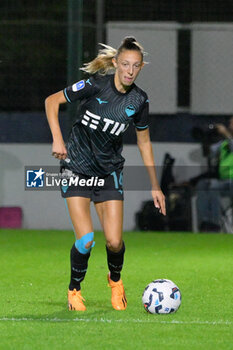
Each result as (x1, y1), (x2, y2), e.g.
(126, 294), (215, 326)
(80, 36), (146, 75)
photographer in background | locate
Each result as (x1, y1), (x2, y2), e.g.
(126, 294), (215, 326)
(196, 117), (233, 232)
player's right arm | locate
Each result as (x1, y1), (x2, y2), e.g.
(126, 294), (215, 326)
(45, 90), (67, 160)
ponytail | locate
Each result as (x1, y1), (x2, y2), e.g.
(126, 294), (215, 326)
(80, 44), (117, 75)
(80, 36), (146, 75)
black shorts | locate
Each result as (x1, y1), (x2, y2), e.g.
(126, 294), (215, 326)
(60, 167), (124, 202)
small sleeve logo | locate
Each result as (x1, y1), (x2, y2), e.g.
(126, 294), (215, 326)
(72, 80), (85, 92)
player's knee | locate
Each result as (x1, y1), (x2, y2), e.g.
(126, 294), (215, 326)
(106, 239), (122, 253)
(75, 232), (95, 254)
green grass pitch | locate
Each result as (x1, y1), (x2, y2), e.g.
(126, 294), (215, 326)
(0, 229), (232, 350)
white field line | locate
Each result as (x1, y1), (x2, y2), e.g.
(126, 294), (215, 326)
(0, 317), (232, 326)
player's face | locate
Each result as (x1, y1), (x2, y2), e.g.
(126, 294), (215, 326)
(113, 50), (144, 92)
(229, 117), (233, 134)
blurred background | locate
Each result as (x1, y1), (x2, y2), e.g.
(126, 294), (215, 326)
(0, 0), (233, 232)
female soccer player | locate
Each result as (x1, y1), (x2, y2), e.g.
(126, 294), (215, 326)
(45, 37), (166, 311)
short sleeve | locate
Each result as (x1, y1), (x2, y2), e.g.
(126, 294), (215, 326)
(133, 98), (149, 130)
(63, 76), (99, 103)
(210, 141), (222, 157)
(228, 139), (233, 152)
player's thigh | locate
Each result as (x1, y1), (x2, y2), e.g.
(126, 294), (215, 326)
(95, 200), (123, 251)
(94, 201), (104, 230)
(65, 196), (93, 239)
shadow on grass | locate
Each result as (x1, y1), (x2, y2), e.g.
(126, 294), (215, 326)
(2, 309), (128, 322)
(2, 303), (129, 322)
(33, 298), (115, 312)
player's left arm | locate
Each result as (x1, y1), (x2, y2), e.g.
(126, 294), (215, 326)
(136, 128), (166, 216)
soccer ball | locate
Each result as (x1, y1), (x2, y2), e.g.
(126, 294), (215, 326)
(142, 279), (181, 314)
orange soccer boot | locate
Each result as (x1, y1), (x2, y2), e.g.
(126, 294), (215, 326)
(68, 289), (86, 311)
(107, 273), (127, 310)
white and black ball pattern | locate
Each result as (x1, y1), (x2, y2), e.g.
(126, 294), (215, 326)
(142, 279), (181, 314)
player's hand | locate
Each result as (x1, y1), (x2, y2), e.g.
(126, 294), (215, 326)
(52, 141), (67, 160)
(151, 189), (166, 216)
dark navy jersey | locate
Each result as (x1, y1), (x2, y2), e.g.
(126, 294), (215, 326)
(61, 74), (149, 176)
